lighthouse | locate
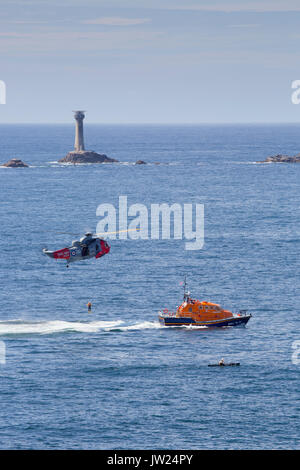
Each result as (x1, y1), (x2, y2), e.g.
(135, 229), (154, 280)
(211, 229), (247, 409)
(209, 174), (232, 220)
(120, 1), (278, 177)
(73, 110), (85, 151)
(58, 111), (118, 164)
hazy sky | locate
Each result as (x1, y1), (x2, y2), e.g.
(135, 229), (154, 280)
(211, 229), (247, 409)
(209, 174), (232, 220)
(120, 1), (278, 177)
(1, 0), (300, 123)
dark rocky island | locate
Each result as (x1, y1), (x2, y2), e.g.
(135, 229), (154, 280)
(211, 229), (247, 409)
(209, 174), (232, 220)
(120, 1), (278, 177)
(1, 158), (29, 168)
(135, 160), (147, 165)
(59, 150), (118, 164)
(259, 153), (300, 163)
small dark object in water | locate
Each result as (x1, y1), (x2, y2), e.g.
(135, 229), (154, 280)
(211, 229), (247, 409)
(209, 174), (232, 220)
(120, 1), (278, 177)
(208, 363), (240, 367)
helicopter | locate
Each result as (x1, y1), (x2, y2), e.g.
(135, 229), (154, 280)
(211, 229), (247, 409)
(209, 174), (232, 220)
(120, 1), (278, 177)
(43, 229), (137, 267)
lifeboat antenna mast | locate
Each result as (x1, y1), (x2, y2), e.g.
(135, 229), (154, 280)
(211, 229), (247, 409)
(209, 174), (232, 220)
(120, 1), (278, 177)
(183, 276), (188, 301)
(183, 275), (192, 303)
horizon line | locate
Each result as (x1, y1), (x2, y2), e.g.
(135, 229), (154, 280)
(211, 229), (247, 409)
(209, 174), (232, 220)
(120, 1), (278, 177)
(0, 121), (300, 125)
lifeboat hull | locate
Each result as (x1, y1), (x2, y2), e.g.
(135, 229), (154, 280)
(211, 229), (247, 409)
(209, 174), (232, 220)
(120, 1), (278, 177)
(158, 314), (251, 328)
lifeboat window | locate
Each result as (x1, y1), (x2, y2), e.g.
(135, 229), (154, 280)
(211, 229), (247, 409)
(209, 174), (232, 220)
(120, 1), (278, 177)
(189, 308), (193, 313)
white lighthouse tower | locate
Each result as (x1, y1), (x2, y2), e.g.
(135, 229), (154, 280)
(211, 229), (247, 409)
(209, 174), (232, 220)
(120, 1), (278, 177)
(59, 111), (117, 164)
(73, 110), (85, 151)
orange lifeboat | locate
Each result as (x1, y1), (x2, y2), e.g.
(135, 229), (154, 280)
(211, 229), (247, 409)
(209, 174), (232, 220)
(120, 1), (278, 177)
(158, 279), (251, 328)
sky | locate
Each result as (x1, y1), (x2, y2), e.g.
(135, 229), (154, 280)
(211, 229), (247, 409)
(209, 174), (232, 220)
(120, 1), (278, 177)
(1, 0), (300, 123)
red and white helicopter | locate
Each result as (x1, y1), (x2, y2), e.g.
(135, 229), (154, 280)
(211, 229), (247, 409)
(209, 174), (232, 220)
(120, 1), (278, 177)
(43, 229), (136, 267)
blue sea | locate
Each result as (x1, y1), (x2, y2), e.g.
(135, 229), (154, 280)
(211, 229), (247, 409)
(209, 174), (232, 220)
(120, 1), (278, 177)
(0, 123), (299, 449)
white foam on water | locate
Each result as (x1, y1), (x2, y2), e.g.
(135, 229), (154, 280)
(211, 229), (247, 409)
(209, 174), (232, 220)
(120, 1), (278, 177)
(0, 319), (208, 336)
(0, 320), (124, 336)
(104, 321), (162, 331)
(232, 161), (271, 165)
(182, 324), (208, 329)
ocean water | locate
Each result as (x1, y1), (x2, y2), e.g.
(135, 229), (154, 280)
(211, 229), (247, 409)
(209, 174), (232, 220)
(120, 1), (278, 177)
(0, 123), (299, 449)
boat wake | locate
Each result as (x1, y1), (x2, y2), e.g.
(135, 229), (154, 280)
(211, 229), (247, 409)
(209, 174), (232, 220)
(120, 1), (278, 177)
(0, 319), (162, 336)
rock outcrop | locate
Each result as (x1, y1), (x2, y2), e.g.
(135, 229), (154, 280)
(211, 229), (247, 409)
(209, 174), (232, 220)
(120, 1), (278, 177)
(135, 160), (147, 165)
(58, 150), (118, 164)
(259, 153), (300, 163)
(1, 158), (29, 167)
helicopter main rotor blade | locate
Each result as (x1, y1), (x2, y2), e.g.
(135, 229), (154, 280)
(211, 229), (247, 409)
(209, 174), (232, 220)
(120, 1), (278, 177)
(95, 228), (140, 236)
(33, 230), (81, 236)
(37, 228), (140, 237)
(53, 232), (81, 235)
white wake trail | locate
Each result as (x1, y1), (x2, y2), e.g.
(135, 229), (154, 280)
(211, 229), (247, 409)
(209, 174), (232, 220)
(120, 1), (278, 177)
(0, 320), (124, 335)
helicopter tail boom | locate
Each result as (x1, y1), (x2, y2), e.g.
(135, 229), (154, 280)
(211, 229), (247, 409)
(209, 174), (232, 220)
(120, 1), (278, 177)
(43, 247), (70, 260)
